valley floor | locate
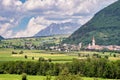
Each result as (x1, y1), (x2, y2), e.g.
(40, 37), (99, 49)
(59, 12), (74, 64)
(0, 74), (114, 80)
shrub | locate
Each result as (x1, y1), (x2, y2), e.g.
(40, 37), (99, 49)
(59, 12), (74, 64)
(22, 73), (27, 80)
(45, 75), (52, 80)
(104, 55), (109, 59)
(78, 53), (81, 57)
(94, 78), (99, 80)
(113, 54), (116, 57)
(19, 51), (24, 54)
(38, 57), (45, 61)
(24, 55), (27, 59)
(51, 53), (54, 55)
(12, 51), (17, 54)
(48, 58), (52, 62)
(32, 57), (34, 60)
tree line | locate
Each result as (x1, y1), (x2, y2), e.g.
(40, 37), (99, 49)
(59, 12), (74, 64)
(0, 58), (120, 79)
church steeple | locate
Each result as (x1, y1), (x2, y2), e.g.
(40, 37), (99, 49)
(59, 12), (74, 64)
(92, 36), (95, 46)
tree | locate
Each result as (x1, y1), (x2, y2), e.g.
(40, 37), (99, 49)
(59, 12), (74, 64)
(55, 67), (82, 80)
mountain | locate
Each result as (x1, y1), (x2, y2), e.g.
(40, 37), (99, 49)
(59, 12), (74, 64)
(0, 36), (4, 40)
(63, 1), (120, 46)
(35, 22), (80, 37)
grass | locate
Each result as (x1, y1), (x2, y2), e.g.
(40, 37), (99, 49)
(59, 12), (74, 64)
(0, 49), (78, 62)
(0, 49), (120, 62)
(0, 34), (69, 47)
(0, 74), (114, 80)
(0, 74), (54, 80)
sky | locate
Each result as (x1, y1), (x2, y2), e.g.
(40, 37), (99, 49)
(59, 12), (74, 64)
(0, 0), (118, 38)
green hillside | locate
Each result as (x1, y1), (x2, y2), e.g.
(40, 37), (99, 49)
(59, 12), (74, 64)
(63, 0), (120, 46)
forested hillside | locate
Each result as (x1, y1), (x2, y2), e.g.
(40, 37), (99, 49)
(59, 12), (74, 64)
(63, 0), (120, 46)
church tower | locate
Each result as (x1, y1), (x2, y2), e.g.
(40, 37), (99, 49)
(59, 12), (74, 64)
(92, 36), (95, 46)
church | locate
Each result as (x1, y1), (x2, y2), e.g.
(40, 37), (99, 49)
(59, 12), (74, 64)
(86, 37), (120, 51)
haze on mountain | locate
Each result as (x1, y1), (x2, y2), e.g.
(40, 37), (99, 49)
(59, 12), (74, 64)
(63, 0), (120, 46)
(35, 22), (80, 37)
(0, 36), (4, 40)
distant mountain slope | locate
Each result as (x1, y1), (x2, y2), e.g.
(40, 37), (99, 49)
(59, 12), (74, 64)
(35, 22), (80, 37)
(63, 0), (120, 45)
(0, 36), (4, 40)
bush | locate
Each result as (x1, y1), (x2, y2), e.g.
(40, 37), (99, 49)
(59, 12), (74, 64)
(24, 55), (27, 59)
(113, 54), (116, 57)
(51, 53), (54, 55)
(22, 73), (27, 80)
(38, 57), (45, 61)
(104, 55), (109, 59)
(19, 51), (24, 54)
(78, 53), (81, 57)
(48, 58), (52, 62)
(55, 67), (82, 80)
(12, 51), (17, 54)
(45, 75), (52, 80)
(32, 57), (34, 60)
(94, 78), (99, 80)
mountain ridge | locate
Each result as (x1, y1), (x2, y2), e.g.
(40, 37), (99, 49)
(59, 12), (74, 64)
(63, 0), (120, 46)
(35, 22), (80, 37)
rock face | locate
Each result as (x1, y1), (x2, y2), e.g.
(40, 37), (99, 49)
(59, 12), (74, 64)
(63, 1), (120, 46)
(35, 22), (80, 37)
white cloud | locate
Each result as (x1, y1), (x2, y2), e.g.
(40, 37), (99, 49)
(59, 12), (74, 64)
(14, 17), (48, 37)
(0, 16), (7, 21)
(3, 30), (13, 38)
(23, 0), (55, 11)
(13, 16), (74, 37)
(0, 23), (11, 35)
(0, 0), (118, 38)
(1, 0), (22, 11)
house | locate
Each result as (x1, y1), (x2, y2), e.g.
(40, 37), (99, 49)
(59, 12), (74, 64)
(86, 36), (120, 51)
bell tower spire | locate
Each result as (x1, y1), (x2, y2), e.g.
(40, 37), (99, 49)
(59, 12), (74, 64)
(92, 36), (95, 46)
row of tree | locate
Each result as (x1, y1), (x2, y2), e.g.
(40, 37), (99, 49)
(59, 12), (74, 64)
(0, 58), (120, 79)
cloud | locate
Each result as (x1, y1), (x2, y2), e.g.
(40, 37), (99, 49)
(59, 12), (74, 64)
(0, 0), (118, 38)
(13, 17), (47, 37)
(13, 16), (74, 37)
(1, 0), (22, 10)
(0, 23), (11, 35)
(22, 0), (117, 16)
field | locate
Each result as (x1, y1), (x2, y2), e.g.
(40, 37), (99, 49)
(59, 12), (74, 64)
(0, 74), (114, 80)
(0, 49), (78, 62)
(0, 48), (120, 62)
(0, 49), (120, 80)
(0, 35), (120, 62)
(0, 34), (69, 48)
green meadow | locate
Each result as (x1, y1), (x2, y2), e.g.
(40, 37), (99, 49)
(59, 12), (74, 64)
(0, 74), (114, 80)
(0, 48), (120, 80)
(0, 49), (77, 62)
(0, 48), (120, 62)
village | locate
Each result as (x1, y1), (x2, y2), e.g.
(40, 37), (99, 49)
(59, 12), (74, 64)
(49, 37), (120, 52)
(1, 36), (120, 52)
